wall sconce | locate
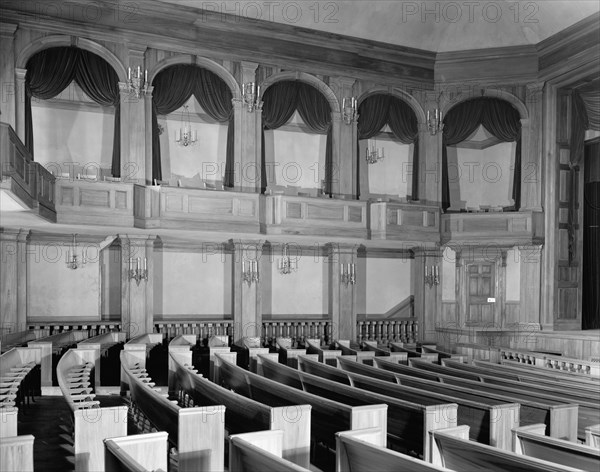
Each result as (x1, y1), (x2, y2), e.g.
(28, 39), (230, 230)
(427, 108), (444, 135)
(342, 97), (357, 125)
(278, 244), (298, 275)
(175, 105), (198, 147)
(425, 265), (439, 288)
(127, 66), (149, 99)
(366, 139), (385, 164)
(129, 257), (148, 285)
(340, 263), (356, 286)
(242, 82), (260, 112)
(65, 234), (86, 270)
(242, 259), (260, 285)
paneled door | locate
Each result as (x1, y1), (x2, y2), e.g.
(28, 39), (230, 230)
(466, 263), (495, 325)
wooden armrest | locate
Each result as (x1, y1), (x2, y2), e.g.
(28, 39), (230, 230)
(74, 401), (100, 409)
(68, 387), (93, 395)
(71, 394), (97, 401)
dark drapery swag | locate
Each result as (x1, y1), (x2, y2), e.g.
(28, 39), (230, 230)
(357, 94), (419, 200)
(261, 81), (332, 194)
(151, 64), (234, 184)
(25, 47), (121, 173)
(441, 97), (522, 212)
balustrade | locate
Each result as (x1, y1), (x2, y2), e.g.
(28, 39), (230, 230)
(357, 318), (418, 345)
(262, 320), (331, 347)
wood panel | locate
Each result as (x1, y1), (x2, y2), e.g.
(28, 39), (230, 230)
(370, 202), (439, 242)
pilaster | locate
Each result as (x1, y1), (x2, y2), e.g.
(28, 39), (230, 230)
(0, 23), (18, 130)
(232, 241), (263, 342)
(238, 61), (260, 193)
(119, 235), (155, 337)
(330, 77), (357, 198)
(518, 245), (542, 330)
(0, 229), (28, 332)
(327, 244), (358, 341)
(521, 82), (544, 211)
(15, 68), (26, 141)
(413, 246), (442, 341)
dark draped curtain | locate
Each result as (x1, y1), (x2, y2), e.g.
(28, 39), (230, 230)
(25, 47), (120, 173)
(261, 81), (332, 194)
(151, 65), (234, 183)
(583, 140), (600, 329)
(441, 97), (521, 212)
(357, 94), (419, 200)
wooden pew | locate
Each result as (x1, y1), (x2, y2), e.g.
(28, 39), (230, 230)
(485, 360), (600, 386)
(205, 335), (231, 382)
(375, 356), (470, 382)
(121, 334), (164, 392)
(442, 359), (600, 394)
(454, 342), (502, 363)
(361, 341), (409, 364)
(1, 408), (18, 438)
(28, 330), (89, 388)
(167, 335), (197, 394)
(339, 356), (579, 443)
(389, 343), (438, 363)
(305, 339), (343, 366)
(299, 355), (519, 451)
(430, 426), (585, 471)
(512, 424), (600, 470)
(215, 352), (388, 463)
(230, 337), (269, 373)
(0, 435), (34, 472)
(586, 424), (600, 448)
(420, 345), (468, 363)
(104, 432), (169, 472)
(121, 350), (225, 472)
(57, 348), (128, 472)
(257, 353), (458, 460)
(336, 427), (452, 472)
(0, 347), (41, 409)
(170, 350), (312, 468)
(411, 358), (600, 407)
(229, 430), (311, 472)
(274, 338), (307, 370)
(77, 332), (126, 387)
(0, 331), (38, 354)
(334, 341), (376, 365)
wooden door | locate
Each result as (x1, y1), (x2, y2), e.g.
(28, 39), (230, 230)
(466, 263), (495, 325)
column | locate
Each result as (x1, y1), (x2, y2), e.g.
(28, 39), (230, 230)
(15, 68), (26, 141)
(328, 244), (358, 341)
(237, 61), (260, 193)
(521, 82), (544, 211)
(144, 86), (155, 184)
(0, 23), (17, 129)
(519, 245), (543, 329)
(413, 246), (442, 341)
(420, 122), (440, 204)
(0, 229), (28, 332)
(232, 241), (263, 343)
(330, 77), (357, 198)
(120, 235), (155, 337)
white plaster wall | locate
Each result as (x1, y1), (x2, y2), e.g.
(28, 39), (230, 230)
(269, 255), (327, 315)
(154, 251), (232, 316)
(27, 242), (100, 319)
(158, 96), (228, 184)
(447, 141), (516, 210)
(363, 140), (413, 197)
(264, 111), (327, 190)
(32, 101), (115, 173)
(365, 258), (412, 313)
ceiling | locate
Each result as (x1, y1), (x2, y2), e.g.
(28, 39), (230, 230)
(160, 0), (599, 52)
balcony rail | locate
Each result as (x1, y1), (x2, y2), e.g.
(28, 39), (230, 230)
(357, 318), (418, 344)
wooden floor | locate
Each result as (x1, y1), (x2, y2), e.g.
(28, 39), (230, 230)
(16, 395), (130, 472)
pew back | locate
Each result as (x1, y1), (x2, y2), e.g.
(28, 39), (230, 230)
(0, 435), (34, 472)
(104, 432), (168, 472)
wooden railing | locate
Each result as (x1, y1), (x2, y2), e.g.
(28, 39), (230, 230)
(357, 318), (418, 344)
(0, 123), (56, 221)
(262, 319), (332, 346)
(154, 320), (233, 343)
(26, 322), (121, 338)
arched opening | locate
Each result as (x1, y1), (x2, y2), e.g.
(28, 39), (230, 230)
(261, 80), (332, 196)
(150, 64), (234, 186)
(442, 97), (522, 213)
(357, 93), (419, 201)
(25, 46), (121, 178)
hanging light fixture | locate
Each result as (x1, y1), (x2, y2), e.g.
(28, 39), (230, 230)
(366, 138), (385, 164)
(65, 234), (86, 270)
(278, 244), (298, 275)
(175, 105), (198, 147)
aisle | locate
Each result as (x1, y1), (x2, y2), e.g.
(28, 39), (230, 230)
(15, 394), (129, 472)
